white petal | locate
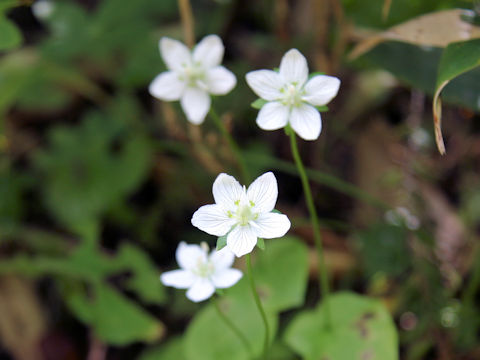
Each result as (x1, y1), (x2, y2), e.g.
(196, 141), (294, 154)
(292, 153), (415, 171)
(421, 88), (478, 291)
(252, 212), (291, 239)
(148, 71), (185, 101)
(290, 104), (322, 141)
(227, 225), (257, 257)
(245, 70), (284, 101)
(176, 241), (207, 270)
(192, 204), (236, 236)
(256, 101), (289, 130)
(206, 66), (236, 95)
(247, 172), (278, 213)
(212, 173), (244, 211)
(160, 269), (196, 289)
(211, 269), (243, 289)
(186, 278), (216, 302)
(193, 34), (224, 68)
(302, 75), (340, 106)
(180, 87), (211, 124)
(209, 247), (235, 270)
(160, 37), (192, 71)
(279, 49), (308, 86)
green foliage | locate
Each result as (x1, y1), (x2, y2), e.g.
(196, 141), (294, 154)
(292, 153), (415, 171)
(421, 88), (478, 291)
(33, 108), (152, 232)
(436, 39), (480, 87)
(251, 236), (309, 312)
(184, 282), (278, 360)
(356, 223), (411, 278)
(140, 337), (187, 360)
(216, 234), (228, 250)
(66, 283), (164, 345)
(284, 292), (399, 360)
(0, 16), (22, 51)
(362, 41), (480, 112)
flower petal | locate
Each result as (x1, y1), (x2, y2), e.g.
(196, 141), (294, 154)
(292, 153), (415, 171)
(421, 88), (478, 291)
(247, 172), (278, 213)
(245, 70), (283, 101)
(256, 101), (289, 130)
(148, 71), (185, 101)
(302, 75), (340, 106)
(227, 225), (257, 257)
(252, 212), (291, 239)
(186, 278), (215, 302)
(212, 173), (244, 211)
(279, 49), (308, 86)
(180, 87), (211, 124)
(160, 37), (191, 71)
(211, 269), (243, 289)
(209, 247), (235, 270)
(193, 34), (224, 68)
(160, 269), (196, 289)
(192, 204), (236, 236)
(206, 66), (236, 95)
(176, 241), (207, 270)
(290, 104), (322, 141)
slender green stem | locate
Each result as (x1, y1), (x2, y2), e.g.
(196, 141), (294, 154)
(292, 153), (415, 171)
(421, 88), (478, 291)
(288, 129), (332, 330)
(212, 296), (254, 358)
(246, 253), (269, 359)
(209, 107), (251, 184)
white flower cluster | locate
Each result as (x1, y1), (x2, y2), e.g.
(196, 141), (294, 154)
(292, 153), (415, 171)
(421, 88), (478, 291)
(157, 34), (339, 301)
(149, 35), (340, 140)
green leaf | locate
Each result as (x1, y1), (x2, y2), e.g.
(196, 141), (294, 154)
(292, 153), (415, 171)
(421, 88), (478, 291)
(115, 244), (166, 304)
(33, 109), (152, 230)
(256, 237), (265, 250)
(184, 280), (278, 360)
(140, 337), (186, 360)
(66, 284), (164, 345)
(216, 235), (227, 250)
(315, 105), (329, 112)
(355, 223), (411, 278)
(248, 236), (309, 312)
(432, 39), (480, 154)
(284, 292), (399, 360)
(251, 98), (268, 109)
(0, 16), (22, 51)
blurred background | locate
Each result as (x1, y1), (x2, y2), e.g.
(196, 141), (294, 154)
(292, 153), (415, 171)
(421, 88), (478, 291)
(1, 0), (480, 359)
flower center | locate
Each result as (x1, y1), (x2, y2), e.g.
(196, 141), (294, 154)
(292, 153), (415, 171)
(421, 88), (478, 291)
(280, 83), (304, 108)
(193, 256), (215, 278)
(180, 62), (206, 87)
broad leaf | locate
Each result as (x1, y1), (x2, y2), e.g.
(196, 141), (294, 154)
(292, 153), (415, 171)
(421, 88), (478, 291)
(433, 39), (480, 154)
(284, 292), (399, 360)
(0, 16), (22, 51)
(66, 284), (164, 345)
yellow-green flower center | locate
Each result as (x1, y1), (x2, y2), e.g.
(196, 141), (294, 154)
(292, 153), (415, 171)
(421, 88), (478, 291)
(280, 83), (304, 108)
(193, 256), (215, 278)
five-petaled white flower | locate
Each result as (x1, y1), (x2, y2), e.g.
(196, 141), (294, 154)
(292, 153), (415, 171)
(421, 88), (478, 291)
(246, 49), (340, 141)
(160, 242), (242, 302)
(191, 172), (291, 257)
(149, 35), (237, 125)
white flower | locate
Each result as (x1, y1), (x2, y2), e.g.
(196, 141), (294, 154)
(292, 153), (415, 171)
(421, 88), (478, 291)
(385, 206), (420, 230)
(191, 172), (291, 257)
(32, 0), (54, 19)
(245, 49), (340, 141)
(160, 242), (242, 302)
(149, 35), (237, 124)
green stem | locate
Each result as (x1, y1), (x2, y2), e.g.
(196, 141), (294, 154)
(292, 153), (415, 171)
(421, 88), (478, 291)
(246, 253), (269, 359)
(288, 129), (332, 330)
(209, 107), (251, 183)
(212, 296), (254, 358)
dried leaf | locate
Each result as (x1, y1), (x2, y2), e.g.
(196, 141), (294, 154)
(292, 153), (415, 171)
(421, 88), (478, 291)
(350, 9), (480, 60)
